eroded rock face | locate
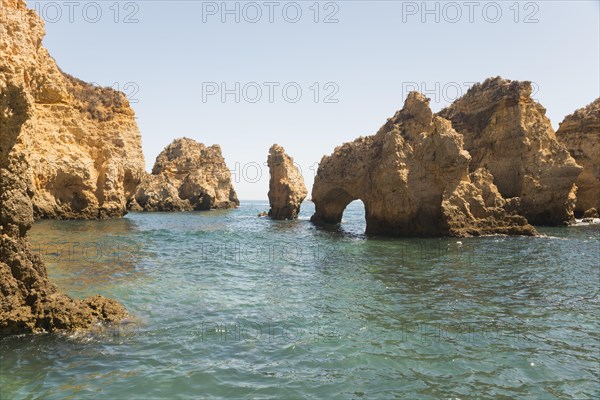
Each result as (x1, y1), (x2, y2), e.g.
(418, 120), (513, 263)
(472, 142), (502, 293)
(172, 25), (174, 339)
(0, 0), (145, 220)
(556, 98), (600, 217)
(0, 78), (126, 337)
(131, 138), (239, 211)
(438, 77), (582, 225)
(310, 92), (537, 237)
(443, 168), (537, 237)
(267, 144), (307, 220)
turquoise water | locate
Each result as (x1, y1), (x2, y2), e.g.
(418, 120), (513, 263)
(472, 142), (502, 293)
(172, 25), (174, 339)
(1, 201), (599, 399)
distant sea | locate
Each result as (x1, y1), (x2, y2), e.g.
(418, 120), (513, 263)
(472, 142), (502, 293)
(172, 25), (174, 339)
(1, 201), (599, 399)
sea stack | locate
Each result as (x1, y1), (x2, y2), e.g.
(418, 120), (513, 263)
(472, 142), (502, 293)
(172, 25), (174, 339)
(130, 138), (239, 212)
(267, 144), (308, 220)
(556, 98), (600, 217)
(438, 77), (582, 225)
(310, 92), (537, 237)
(0, 0), (145, 220)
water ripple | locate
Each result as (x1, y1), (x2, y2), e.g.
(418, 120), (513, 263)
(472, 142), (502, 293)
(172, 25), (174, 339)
(1, 201), (598, 399)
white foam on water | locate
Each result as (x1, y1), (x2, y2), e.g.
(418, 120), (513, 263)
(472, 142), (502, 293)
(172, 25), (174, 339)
(573, 218), (600, 226)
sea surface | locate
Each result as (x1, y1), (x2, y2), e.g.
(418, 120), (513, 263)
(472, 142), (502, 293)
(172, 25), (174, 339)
(1, 201), (599, 399)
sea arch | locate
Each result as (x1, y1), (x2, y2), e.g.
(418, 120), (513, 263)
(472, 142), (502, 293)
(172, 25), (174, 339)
(310, 187), (364, 225)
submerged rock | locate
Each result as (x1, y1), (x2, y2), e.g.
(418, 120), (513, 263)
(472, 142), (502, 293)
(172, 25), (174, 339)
(267, 144), (307, 220)
(438, 77), (582, 225)
(130, 138), (239, 211)
(0, 64), (126, 336)
(0, 0), (145, 220)
(310, 92), (536, 237)
(556, 98), (600, 217)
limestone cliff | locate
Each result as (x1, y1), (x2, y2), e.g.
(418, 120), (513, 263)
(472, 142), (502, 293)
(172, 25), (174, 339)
(0, 82), (127, 336)
(267, 144), (307, 219)
(310, 92), (537, 237)
(0, 0), (145, 220)
(556, 98), (600, 216)
(130, 138), (239, 211)
(438, 77), (582, 225)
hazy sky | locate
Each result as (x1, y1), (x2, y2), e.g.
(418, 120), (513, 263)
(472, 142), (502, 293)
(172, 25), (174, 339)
(26, 0), (600, 199)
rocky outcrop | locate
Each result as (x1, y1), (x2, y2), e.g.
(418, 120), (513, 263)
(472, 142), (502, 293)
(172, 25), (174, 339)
(443, 168), (537, 237)
(0, 0), (145, 220)
(130, 138), (239, 211)
(310, 92), (537, 237)
(583, 208), (599, 219)
(438, 77), (582, 225)
(267, 144), (307, 219)
(1, 81), (127, 337)
(556, 98), (600, 217)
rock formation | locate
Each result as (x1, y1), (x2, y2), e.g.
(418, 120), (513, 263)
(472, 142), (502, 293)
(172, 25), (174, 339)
(310, 92), (537, 237)
(438, 77), (582, 225)
(267, 144), (307, 220)
(130, 138), (239, 211)
(442, 168), (537, 237)
(0, 0), (145, 220)
(1, 81), (127, 337)
(556, 98), (600, 217)
(582, 208), (598, 219)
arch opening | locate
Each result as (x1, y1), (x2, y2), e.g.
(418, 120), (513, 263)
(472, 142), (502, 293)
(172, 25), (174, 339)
(311, 188), (356, 224)
(339, 199), (366, 236)
(311, 187), (367, 235)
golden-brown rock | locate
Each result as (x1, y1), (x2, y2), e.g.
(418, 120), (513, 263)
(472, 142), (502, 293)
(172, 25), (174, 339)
(438, 77), (582, 225)
(0, 0), (145, 220)
(556, 98), (600, 217)
(310, 92), (537, 237)
(267, 144), (307, 219)
(442, 168), (537, 237)
(131, 138), (239, 211)
(1, 81), (126, 337)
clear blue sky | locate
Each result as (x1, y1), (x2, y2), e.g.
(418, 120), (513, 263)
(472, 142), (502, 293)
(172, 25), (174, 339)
(26, 0), (600, 199)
